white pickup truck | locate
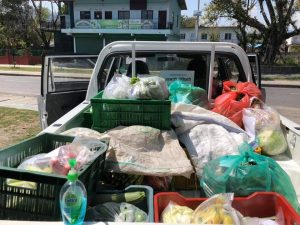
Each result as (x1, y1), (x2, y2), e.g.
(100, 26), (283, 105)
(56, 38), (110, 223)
(37, 41), (300, 203)
(37, 41), (300, 201)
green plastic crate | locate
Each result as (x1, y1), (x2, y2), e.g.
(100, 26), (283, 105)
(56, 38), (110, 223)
(91, 91), (171, 132)
(0, 133), (107, 221)
(83, 107), (93, 128)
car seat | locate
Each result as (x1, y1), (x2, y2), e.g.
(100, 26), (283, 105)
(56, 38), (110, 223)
(126, 60), (150, 77)
(187, 57), (207, 90)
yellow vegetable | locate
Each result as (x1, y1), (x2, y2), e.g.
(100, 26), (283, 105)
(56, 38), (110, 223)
(162, 205), (194, 224)
(223, 214), (235, 224)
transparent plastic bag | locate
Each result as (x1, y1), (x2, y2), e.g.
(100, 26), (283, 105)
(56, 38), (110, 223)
(243, 98), (288, 155)
(168, 80), (210, 109)
(129, 76), (169, 100)
(161, 201), (194, 224)
(85, 202), (148, 222)
(103, 75), (131, 99)
(51, 137), (106, 175)
(192, 193), (243, 225)
(6, 153), (52, 189)
(200, 143), (300, 213)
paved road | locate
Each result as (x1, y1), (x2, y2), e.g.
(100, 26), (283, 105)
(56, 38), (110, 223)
(0, 75), (40, 96)
(265, 86), (300, 124)
(0, 75), (299, 124)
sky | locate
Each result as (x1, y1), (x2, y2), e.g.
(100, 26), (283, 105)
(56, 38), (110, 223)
(181, 0), (210, 17)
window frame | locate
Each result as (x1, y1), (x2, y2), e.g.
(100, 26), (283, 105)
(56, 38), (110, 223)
(105, 11), (112, 19)
(130, 0), (147, 10)
(141, 10), (153, 20)
(224, 33), (232, 40)
(94, 11), (102, 19)
(118, 10), (130, 20)
(80, 11), (91, 20)
(201, 33), (208, 40)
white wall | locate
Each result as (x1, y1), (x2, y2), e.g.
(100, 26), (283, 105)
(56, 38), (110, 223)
(168, 0), (181, 35)
(180, 27), (239, 44)
(73, 0), (180, 27)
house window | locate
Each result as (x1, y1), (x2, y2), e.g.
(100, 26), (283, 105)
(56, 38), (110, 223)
(80, 11), (91, 20)
(180, 33), (186, 39)
(118, 11), (130, 19)
(94, 11), (102, 19)
(141, 10), (153, 20)
(105, 11), (112, 19)
(201, 33), (208, 40)
(130, 0), (147, 10)
(225, 33), (232, 40)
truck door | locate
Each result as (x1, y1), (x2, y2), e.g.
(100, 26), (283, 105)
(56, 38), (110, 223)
(38, 55), (97, 129)
(247, 54), (262, 88)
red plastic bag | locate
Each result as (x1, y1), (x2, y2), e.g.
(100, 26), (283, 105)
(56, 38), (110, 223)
(212, 92), (250, 127)
(223, 81), (262, 99)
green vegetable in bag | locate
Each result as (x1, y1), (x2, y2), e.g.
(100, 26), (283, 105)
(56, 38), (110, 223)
(168, 80), (210, 109)
(200, 143), (300, 213)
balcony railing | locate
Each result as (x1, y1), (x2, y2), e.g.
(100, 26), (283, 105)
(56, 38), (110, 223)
(69, 19), (172, 30)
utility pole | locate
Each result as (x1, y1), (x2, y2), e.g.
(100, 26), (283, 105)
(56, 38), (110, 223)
(195, 0), (200, 41)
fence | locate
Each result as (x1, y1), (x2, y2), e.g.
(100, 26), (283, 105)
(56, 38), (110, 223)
(0, 49), (54, 65)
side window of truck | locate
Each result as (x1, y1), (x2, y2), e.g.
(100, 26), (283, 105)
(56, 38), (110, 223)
(48, 57), (97, 93)
(212, 54), (246, 98)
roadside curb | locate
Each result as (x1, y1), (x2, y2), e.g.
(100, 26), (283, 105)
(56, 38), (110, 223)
(0, 72), (40, 77)
(262, 83), (300, 88)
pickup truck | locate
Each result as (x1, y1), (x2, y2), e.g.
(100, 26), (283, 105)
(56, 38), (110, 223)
(38, 41), (300, 202)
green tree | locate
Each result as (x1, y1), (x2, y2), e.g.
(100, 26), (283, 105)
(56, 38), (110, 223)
(29, 0), (59, 49)
(0, 0), (30, 49)
(181, 15), (196, 28)
(202, 0), (300, 64)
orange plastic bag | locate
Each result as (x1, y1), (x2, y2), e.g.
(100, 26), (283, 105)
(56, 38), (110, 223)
(212, 92), (250, 127)
(223, 81), (262, 99)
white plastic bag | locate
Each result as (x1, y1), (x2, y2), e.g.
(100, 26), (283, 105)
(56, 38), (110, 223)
(85, 202), (148, 222)
(6, 154), (52, 189)
(61, 127), (103, 139)
(129, 76), (169, 100)
(103, 75), (131, 99)
(243, 98), (288, 155)
(161, 201), (194, 224)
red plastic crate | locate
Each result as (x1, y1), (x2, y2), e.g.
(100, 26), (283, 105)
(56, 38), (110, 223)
(154, 192), (300, 224)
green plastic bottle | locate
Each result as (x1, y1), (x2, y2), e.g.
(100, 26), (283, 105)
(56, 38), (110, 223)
(59, 159), (87, 225)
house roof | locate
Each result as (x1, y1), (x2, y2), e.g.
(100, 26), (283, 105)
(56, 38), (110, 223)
(178, 0), (187, 10)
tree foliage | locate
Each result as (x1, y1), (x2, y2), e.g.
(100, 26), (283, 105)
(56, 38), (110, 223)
(0, 0), (31, 49)
(181, 15), (196, 28)
(29, 0), (59, 48)
(202, 0), (300, 64)
(0, 0), (59, 50)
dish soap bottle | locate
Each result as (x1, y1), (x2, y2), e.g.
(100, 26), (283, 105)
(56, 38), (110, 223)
(60, 159), (87, 225)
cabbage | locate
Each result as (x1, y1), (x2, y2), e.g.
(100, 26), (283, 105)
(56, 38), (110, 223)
(258, 129), (288, 155)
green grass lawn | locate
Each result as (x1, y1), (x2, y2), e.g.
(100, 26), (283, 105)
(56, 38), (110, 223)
(0, 66), (41, 72)
(0, 107), (41, 149)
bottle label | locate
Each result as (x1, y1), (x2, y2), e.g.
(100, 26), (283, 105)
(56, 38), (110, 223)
(65, 192), (78, 207)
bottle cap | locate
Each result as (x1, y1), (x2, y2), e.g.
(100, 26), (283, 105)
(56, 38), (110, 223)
(67, 159), (78, 181)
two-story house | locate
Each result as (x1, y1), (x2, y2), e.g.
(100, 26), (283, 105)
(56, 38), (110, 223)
(180, 26), (239, 45)
(56, 0), (186, 54)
